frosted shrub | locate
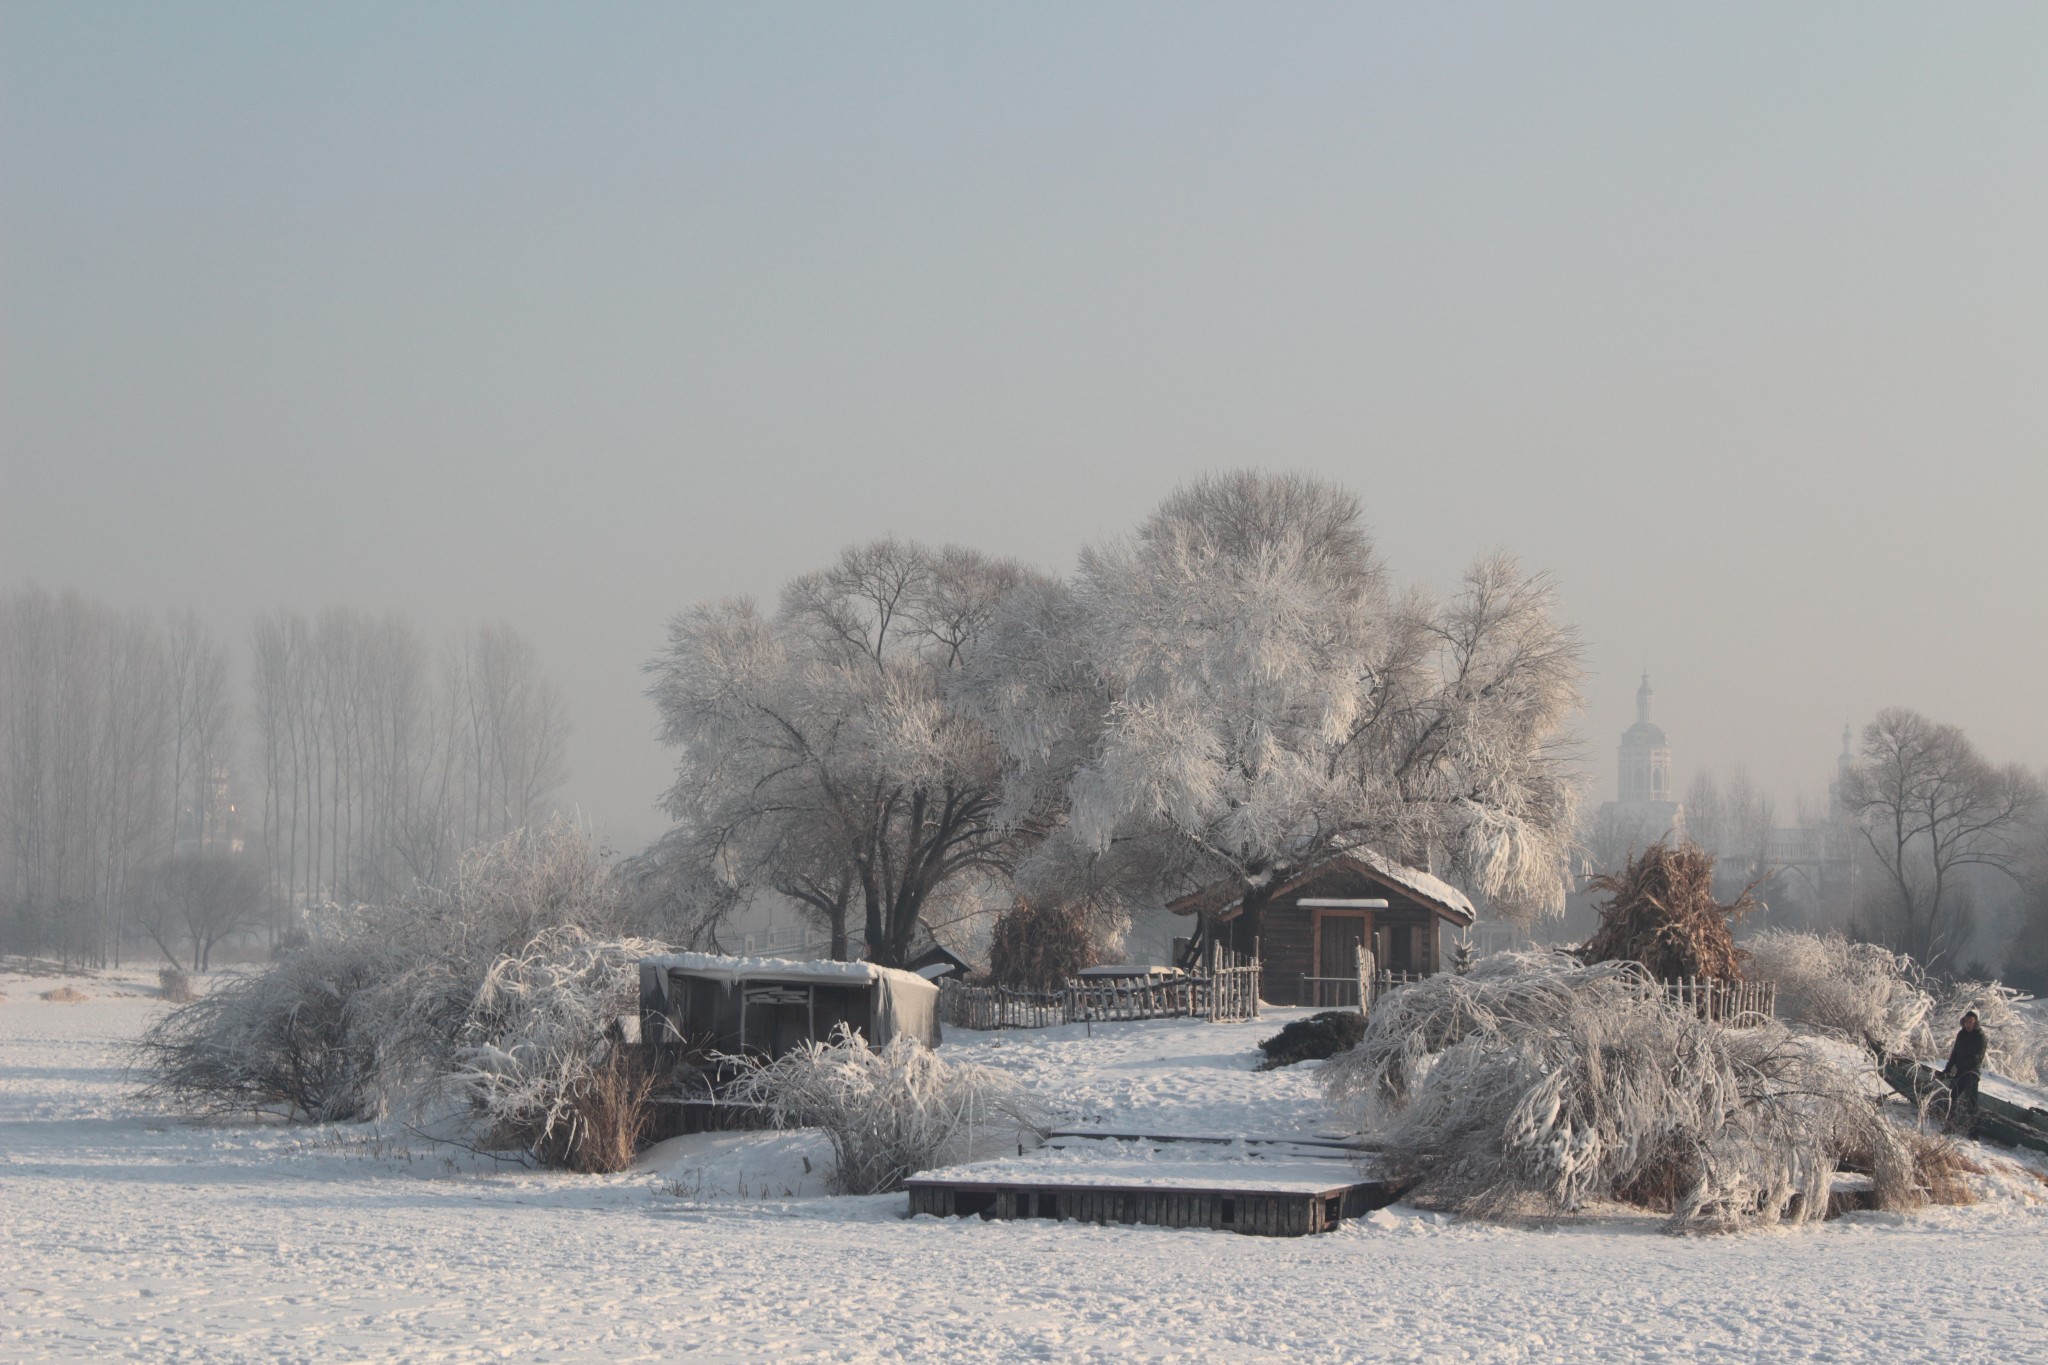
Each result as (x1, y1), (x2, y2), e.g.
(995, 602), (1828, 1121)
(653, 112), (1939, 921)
(1743, 930), (1933, 1054)
(1322, 952), (1917, 1230)
(448, 927), (665, 1173)
(728, 1029), (1044, 1195)
(1745, 930), (2046, 1082)
(1929, 979), (2047, 1085)
(137, 822), (653, 1153)
(138, 938), (388, 1122)
(352, 821), (637, 1095)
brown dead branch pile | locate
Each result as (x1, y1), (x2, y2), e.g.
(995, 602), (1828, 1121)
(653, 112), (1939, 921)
(987, 899), (1098, 990)
(1583, 840), (1754, 983)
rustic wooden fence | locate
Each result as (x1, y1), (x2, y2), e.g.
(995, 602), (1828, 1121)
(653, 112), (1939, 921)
(939, 984), (1072, 1030)
(1661, 976), (1776, 1026)
(1354, 961), (1777, 1028)
(1205, 942), (1262, 1023)
(939, 948), (1262, 1030)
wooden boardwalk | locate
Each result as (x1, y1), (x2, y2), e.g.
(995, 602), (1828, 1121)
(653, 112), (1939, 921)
(905, 1172), (1402, 1236)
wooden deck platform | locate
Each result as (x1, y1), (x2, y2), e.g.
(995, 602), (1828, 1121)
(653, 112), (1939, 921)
(904, 1164), (1406, 1237)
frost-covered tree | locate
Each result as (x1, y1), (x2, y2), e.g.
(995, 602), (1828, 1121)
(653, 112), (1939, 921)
(647, 540), (1049, 966)
(972, 472), (1582, 934)
(1842, 709), (2043, 969)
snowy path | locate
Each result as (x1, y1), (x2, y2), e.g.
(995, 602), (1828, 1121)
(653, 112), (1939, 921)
(6, 977), (2048, 1363)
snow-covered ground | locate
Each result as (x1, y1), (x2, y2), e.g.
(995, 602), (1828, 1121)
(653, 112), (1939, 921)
(7, 969), (2048, 1363)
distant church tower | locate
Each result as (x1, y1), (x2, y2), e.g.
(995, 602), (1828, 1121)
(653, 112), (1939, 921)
(1591, 672), (1684, 866)
(1617, 673), (1672, 804)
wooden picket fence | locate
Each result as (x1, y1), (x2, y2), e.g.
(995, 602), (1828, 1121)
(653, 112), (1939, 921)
(1661, 976), (1776, 1026)
(939, 946), (1262, 1031)
(1355, 960), (1777, 1029)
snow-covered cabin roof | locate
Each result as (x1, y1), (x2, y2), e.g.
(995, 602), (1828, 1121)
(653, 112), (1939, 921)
(640, 951), (935, 994)
(1076, 964), (1186, 979)
(1165, 849), (1476, 926)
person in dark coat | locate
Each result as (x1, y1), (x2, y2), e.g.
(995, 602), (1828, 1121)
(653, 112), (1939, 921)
(1939, 1011), (1988, 1131)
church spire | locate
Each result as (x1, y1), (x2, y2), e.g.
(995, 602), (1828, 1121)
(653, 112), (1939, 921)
(1636, 671), (1653, 726)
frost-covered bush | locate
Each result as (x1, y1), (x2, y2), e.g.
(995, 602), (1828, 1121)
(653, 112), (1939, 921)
(136, 822), (652, 1158)
(137, 937), (388, 1122)
(1928, 979), (2048, 1085)
(1743, 930), (1933, 1053)
(351, 821), (639, 1098)
(1322, 952), (1918, 1230)
(1745, 930), (2047, 1083)
(447, 927), (665, 1173)
(727, 1029), (1044, 1194)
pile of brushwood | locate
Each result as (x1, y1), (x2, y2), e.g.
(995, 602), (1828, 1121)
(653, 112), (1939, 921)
(986, 898), (1102, 990)
(1321, 952), (1960, 1230)
(1582, 839), (1753, 982)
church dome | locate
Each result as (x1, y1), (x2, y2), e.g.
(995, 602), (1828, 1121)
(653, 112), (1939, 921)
(1621, 720), (1667, 749)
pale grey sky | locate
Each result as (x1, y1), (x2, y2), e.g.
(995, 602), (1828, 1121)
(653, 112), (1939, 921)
(5, 3), (2045, 850)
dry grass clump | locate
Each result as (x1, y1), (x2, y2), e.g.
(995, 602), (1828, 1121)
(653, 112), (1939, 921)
(1898, 1128), (1983, 1206)
(40, 985), (91, 1003)
(1583, 840), (1754, 982)
(727, 1028), (1045, 1194)
(531, 1046), (659, 1175)
(1322, 952), (1916, 1231)
(157, 968), (196, 1003)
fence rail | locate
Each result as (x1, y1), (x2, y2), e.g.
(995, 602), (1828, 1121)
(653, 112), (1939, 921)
(940, 946), (1262, 1031)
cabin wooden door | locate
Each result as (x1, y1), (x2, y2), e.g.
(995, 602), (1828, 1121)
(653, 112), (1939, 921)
(1315, 913), (1369, 980)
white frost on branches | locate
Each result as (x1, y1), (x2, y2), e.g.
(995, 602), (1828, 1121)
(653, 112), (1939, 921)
(726, 1028), (1046, 1195)
(970, 472), (1583, 925)
(645, 540), (1048, 963)
(1746, 929), (2048, 1083)
(449, 926), (666, 1165)
(1321, 953), (1918, 1229)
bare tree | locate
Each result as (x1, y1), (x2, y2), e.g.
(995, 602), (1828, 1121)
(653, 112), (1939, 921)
(130, 851), (271, 970)
(248, 609), (571, 912)
(1683, 765), (1776, 897)
(1841, 708), (2043, 969)
(0, 588), (179, 965)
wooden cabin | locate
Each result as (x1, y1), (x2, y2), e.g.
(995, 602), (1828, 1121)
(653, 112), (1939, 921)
(1168, 851), (1476, 1007)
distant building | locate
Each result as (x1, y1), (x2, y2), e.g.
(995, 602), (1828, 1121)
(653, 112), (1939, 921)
(1593, 673), (1685, 861)
(1729, 726), (1861, 922)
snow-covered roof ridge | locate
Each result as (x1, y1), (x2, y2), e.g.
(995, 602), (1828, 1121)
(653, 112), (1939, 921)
(640, 950), (931, 990)
(1166, 845), (1477, 924)
(1336, 844), (1476, 922)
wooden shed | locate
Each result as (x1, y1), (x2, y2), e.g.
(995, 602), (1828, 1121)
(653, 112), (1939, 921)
(1168, 851), (1476, 1007)
(638, 952), (942, 1061)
